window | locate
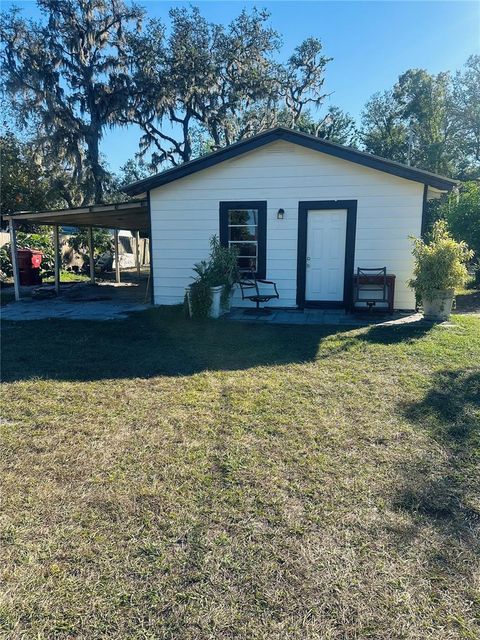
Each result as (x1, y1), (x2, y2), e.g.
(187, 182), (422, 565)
(219, 201), (267, 278)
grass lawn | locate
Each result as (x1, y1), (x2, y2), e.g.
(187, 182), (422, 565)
(44, 271), (91, 284)
(1, 308), (479, 639)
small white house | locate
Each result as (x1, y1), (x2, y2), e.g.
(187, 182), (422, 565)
(6, 127), (456, 310)
(124, 127), (456, 311)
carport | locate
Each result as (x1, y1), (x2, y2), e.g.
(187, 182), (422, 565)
(4, 199), (150, 303)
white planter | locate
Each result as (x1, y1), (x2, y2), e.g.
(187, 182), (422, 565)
(185, 284), (229, 319)
(423, 289), (454, 321)
(185, 286), (193, 317)
(223, 283), (235, 312)
(209, 285), (224, 319)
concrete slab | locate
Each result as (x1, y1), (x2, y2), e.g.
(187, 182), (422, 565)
(1, 279), (150, 321)
(226, 307), (424, 328)
(1, 298), (149, 321)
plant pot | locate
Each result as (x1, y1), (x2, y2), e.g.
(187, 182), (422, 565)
(209, 285), (224, 319)
(422, 289), (454, 321)
(185, 284), (233, 319)
(185, 286), (193, 317)
(223, 284), (236, 312)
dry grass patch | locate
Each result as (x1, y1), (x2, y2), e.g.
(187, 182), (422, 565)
(1, 309), (479, 639)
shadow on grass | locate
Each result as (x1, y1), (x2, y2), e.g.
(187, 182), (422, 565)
(395, 369), (480, 534)
(357, 320), (433, 345)
(1, 306), (434, 383)
(454, 288), (480, 314)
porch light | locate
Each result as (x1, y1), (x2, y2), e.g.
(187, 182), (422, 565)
(277, 208), (285, 219)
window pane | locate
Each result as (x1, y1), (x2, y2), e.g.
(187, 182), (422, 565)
(238, 256), (257, 271)
(229, 226), (257, 241)
(230, 242), (257, 257)
(228, 209), (258, 225)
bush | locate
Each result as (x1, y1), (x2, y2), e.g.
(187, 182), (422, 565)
(409, 220), (474, 302)
(187, 236), (239, 318)
(186, 280), (212, 318)
(0, 230), (56, 280)
(437, 182), (480, 262)
(68, 227), (113, 258)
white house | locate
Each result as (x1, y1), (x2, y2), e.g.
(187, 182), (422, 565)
(123, 127), (456, 311)
(6, 127), (457, 310)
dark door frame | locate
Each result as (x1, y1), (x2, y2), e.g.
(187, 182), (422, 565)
(296, 200), (357, 309)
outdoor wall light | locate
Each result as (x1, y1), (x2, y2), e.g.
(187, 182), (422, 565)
(277, 208), (285, 219)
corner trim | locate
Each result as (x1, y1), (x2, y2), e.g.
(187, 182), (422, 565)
(297, 200), (357, 309)
(147, 191), (155, 304)
(421, 184), (429, 238)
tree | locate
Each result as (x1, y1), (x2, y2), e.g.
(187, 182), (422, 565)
(118, 158), (151, 186)
(0, 0), (144, 204)
(128, 7), (333, 169)
(292, 106), (358, 146)
(451, 55), (480, 179)
(68, 228), (113, 259)
(0, 132), (65, 216)
(436, 182), (480, 263)
(360, 59), (480, 178)
(361, 90), (409, 162)
(393, 69), (453, 175)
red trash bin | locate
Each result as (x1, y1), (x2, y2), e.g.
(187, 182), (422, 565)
(17, 249), (43, 285)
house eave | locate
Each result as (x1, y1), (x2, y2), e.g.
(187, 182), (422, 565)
(122, 127), (458, 196)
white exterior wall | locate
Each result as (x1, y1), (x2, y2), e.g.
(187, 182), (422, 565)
(150, 140), (424, 310)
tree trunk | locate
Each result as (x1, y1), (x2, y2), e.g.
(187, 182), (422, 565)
(86, 130), (104, 204)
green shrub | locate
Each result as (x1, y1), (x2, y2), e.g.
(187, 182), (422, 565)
(68, 227), (113, 258)
(186, 280), (212, 318)
(187, 235), (239, 317)
(409, 220), (474, 302)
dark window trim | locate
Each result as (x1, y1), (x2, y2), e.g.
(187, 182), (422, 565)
(219, 201), (267, 279)
(296, 200), (357, 309)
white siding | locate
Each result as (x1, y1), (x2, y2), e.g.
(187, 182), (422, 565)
(150, 140), (424, 309)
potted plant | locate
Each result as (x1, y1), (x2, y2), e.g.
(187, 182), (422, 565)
(409, 220), (474, 321)
(186, 235), (239, 318)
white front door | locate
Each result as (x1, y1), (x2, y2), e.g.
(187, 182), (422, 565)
(305, 209), (347, 301)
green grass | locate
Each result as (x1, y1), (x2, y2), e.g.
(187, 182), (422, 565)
(1, 308), (479, 639)
(44, 271), (91, 283)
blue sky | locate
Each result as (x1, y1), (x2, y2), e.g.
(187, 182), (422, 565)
(5, 1), (480, 172)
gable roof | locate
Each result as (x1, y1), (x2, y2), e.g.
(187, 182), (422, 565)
(123, 126), (458, 196)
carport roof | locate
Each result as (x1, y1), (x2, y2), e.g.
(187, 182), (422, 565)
(3, 199), (149, 232)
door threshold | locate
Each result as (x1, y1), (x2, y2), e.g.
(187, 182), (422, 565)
(303, 302), (346, 310)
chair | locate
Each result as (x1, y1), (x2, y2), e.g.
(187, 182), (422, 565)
(354, 267), (388, 312)
(237, 271), (279, 313)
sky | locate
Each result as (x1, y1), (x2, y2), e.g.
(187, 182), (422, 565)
(4, 0), (480, 172)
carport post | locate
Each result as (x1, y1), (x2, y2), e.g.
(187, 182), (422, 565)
(114, 229), (121, 283)
(9, 219), (21, 301)
(88, 226), (95, 284)
(135, 231), (141, 276)
(54, 224), (60, 295)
